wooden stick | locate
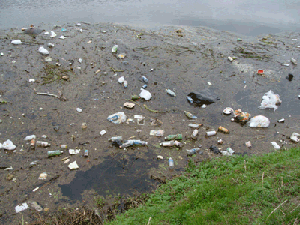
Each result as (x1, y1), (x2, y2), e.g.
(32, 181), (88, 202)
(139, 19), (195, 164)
(244, 160), (247, 172)
(262, 172), (264, 187)
(147, 217), (152, 225)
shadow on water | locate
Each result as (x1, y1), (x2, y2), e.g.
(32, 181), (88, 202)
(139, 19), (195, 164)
(59, 149), (160, 201)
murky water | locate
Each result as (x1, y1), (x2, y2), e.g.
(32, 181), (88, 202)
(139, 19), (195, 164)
(1, 0), (300, 35)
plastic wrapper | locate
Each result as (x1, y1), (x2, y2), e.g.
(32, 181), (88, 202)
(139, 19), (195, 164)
(249, 115), (270, 128)
(259, 90), (281, 111)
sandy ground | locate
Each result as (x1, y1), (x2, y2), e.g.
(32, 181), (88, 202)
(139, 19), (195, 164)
(0, 22), (300, 224)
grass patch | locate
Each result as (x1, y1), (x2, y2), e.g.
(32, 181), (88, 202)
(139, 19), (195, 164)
(41, 64), (72, 84)
(107, 148), (300, 225)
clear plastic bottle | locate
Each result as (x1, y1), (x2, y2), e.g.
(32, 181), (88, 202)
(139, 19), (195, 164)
(141, 76), (148, 83)
(119, 140), (148, 148)
(186, 148), (201, 156)
(160, 141), (182, 147)
(164, 134), (182, 140)
(47, 150), (63, 157)
(36, 141), (51, 148)
(112, 45), (118, 53)
(169, 157), (174, 167)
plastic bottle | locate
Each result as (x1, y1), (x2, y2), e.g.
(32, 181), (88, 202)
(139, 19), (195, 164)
(164, 134), (182, 140)
(142, 84), (148, 89)
(184, 111), (197, 119)
(160, 141), (182, 147)
(218, 126), (229, 134)
(166, 89), (176, 97)
(186, 148), (201, 156)
(60, 145), (68, 149)
(109, 136), (123, 142)
(84, 150), (88, 157)
(47, 150), (63, 157)
(119, 140), (148, 148)
(188, 124), (202, 128)
(206, 131), (217, 137)
(187, 96), (193, 104)
(36, 141), (51, 148)
(169, 157), (174, 167)
(112, 45), (118, 53)
(192, 130), (199, 139)
(141, 76), (148, 83)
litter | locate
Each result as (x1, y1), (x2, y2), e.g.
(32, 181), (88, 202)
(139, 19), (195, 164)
(117, 53), (126, 59)
(24, 135), (36, 141)
(166, 89), (176, 97)
(157, 155), (163, 160)
(277, 118), (285, 123)
(50, 31), (57, 38)
(249, 115), (270, 128)
(28, 201), (43, 212)
(100, 130), (106, 136)
(38, 46), (49, 55)
(220, 148), (235, 156)
(160, 141), (182, 147)
(139, 88), (151, 100)
(120, 140), (148, 148)
(76, 108), (83, 113)
(245, 141), (252, 148)
(259, 90), (281, 111)
(47, 43), (55, 47)
(59, 35), (66, 39)
(107, 112), (127, 124)
(134, 115), (145, 125)
(188, 124), (203, 128)
(223, 107), (233, 115)
(15, 203), (28, 213)
(186, 148), (201, 156)
(165, 134), (182, 140)
(112, 45), (118, 53)
(206, 130), (217, 137)
(38, 172), (47, 180)
(271, 142), (280, 150)
(78, 58), (83, 63)
(118, 76), (125, 83)
(69, 149), (80, 155)
(124, 102), (135, 109)
(1, 139), (16, 151)
(257, 70), (264, 75)
(184, 111), (197, 119)
(234, 109), (250, 123)
(290, 133), (300, 143)
(218, 126), (229, 134)
(169, 157), (174, 167)
(209, 145), (220, 154)
(68, 161), (79, 170)
(291, 58), (297, 65)
(150, 130), (164, 136)
(29, 79), (35, 83)
(11, 40), (22, 45)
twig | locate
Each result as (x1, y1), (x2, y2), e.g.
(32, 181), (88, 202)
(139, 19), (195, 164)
(267, 199), (288, 219)
(34, 89), (67, 101)
(262, 172), (264, 187)
(110, 67), (124, 72)
(244, 160), (247, 172)
(144, 104), (166, 113)
(290, 203), (300, 213)
(147, 217), (152, 225)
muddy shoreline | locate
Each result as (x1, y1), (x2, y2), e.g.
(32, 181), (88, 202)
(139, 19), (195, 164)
(0, 22), (300, 224)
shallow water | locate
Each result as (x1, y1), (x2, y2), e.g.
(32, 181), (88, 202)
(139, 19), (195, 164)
(1, 0), (300, 35)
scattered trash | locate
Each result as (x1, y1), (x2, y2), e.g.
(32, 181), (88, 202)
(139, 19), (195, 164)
(117, 53), (126, 59)
(160, 141), (182, 147)
(186, 148), (201, 156)
(47, 43), (55, 47)
(131, 95), (140, 101)
(61, 28), (67, 32)
(192, 130), (199, 139)
(249, 115), (270, 128)
(32, 187), (39, 192)
(107, 112), (127, 124)
(100, 130), (106, 136)
(290, 133), (300, 143)
(84, 150), (88, 157)
(28, 79), (35, 83)
(184, 111), (197, 119)
(223, 107), (233, 115)
(124, 102), (135, 109)
(207, 82), (212, 86)
(257, 70), (264, 75)
(218, 126), (230, 134)
(112, 45), (118, 53)
(271, 142), (280, 150)
(36, 141), (50, 148)
(187, 89), (217, 105)
(24, 135), (36, 141)
(118, 76), (125, 83)
(38, 46), (49, 55)
(165, 134), (182, 140)
(139, 88), (151, 100)
(0, 139), (16, 151)
(141, 76), (148, 83)
(47, 150), (63, 157)
(82, 123), (87, 129)
(134, 115), (145, 125)
(45, 57), (52, 62)
(78, 58), (83, 63)
(286, 73), (293, 81)
(283, 63), (289, 67)
(188, 124), (203, 128)
(187, 96), (193, 104)
(38, 172), (47, 180)
(221, 147), (235, 156)
(245, 141), (252, 148)
(60, 145), (68, 149)
(169, 157), (174, 167)
(68, 161), (79, 170)
(69, 149), (80, 155)
(277, 118), (285, 123)
(291, 58), (297, 65)
(157, 155), (163, 160)
(124, 80), (128, 88)
(0, 52), (4, 56)
(209, 145), (220, 154)
(166, 89), (176, 97)
(150, 130), (164, 136)
(217, 139), (224, 145)
(28, 201), (43, 212)
(234, 109), (251, 123)
(50, 31), (56, 38)
(120, 140), (148, 148)
(15, 203), (29, 213)
(206, 130), (217, 137)
(76, 108), (83, 113)
(59, 35), (66, 40)
(11, 40), (22, 45)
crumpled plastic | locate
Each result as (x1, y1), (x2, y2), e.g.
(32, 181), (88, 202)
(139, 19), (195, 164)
(107, 112), (127, 124)
(259, 90), (281, 111)
(139, 88), (151, 100)
(1, 139), (16, 150)
(249, 115), (270, 128)
(38, 46), (49, 55)
(68, 161), (79, 170)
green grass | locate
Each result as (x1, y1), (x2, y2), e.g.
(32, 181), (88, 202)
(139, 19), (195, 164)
(107, 148), (300, 225)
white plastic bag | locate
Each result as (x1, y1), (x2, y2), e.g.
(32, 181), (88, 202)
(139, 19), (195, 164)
(259, 90), (281, 111)
(68, 161), (79, 170)
(139, 88), (151, 100)
(1, 139), (16, 150)
(11, 40), (22, 45)
(38, 46), (49, 55)
(249, 115), (270, 128)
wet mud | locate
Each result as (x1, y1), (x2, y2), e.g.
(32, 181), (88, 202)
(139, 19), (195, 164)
(0, 22), (300, 224)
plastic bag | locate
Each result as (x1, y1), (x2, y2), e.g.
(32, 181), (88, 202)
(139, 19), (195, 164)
(139, 88), (151, 100)
(38, 46), (49, 55)
(1, 139), (16, 150)
(249, 115), (270, 127)
(107, 112), (127, 124)
(259, 90), (281, 111)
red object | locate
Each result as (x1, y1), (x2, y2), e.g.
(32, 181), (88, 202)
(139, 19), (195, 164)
(257, 70), (264, 74)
